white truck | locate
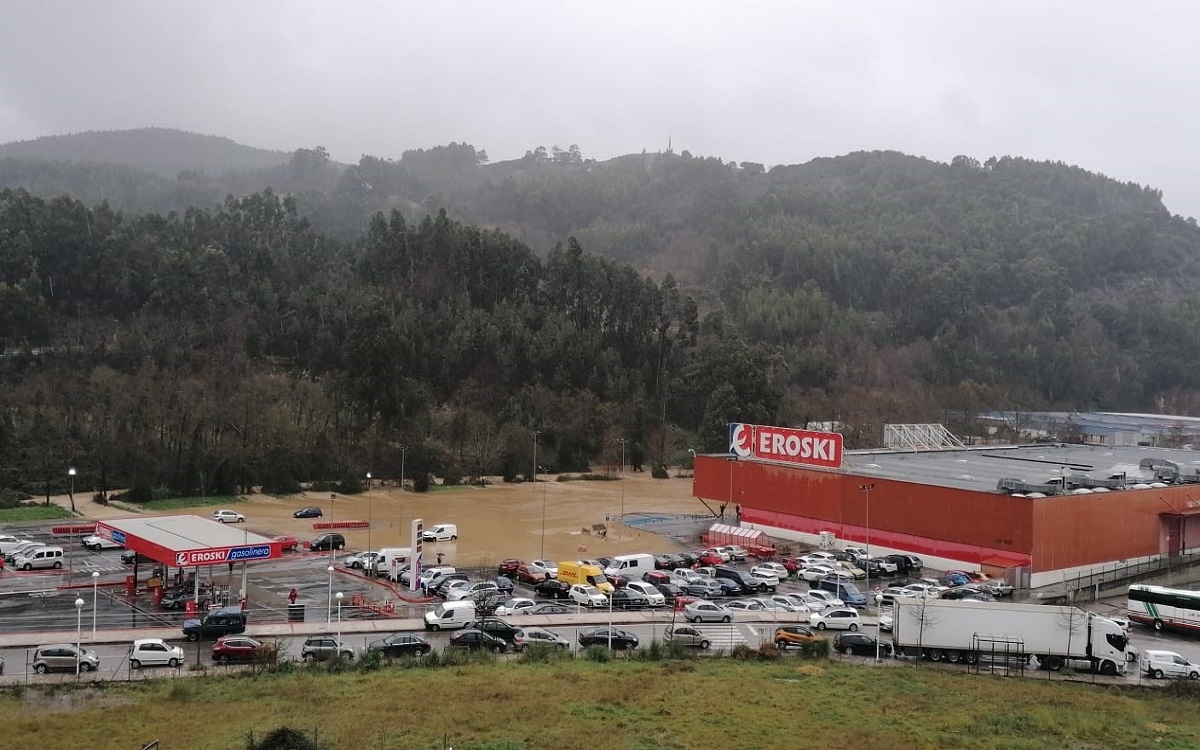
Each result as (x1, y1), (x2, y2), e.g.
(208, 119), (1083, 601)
(890, 599), (1129, 675)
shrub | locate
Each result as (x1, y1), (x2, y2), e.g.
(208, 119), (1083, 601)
(583, 645), (612, 663)
(356, 648), (384, 673)
(651, 465), (670, 479)
(0, 489), (32, 509)
(91, 492), (108, 506)
(336, 472), (364, 495)
(518, 645), (572, 664)
(556, 473), (618, 482)
(731, 643), (783, 662)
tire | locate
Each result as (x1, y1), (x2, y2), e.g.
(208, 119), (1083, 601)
(429, 623), (440, 631)
(451, 535), (458, 541)
(1154, 619), (1164, 631)
(218, 655), (230, 665)
(420, 646), (431, 656)
(335, 544), (344, 551)
(817, 622), (827, 631)
(168, 658), (180, 668)
(843, 646), (854, 655)
(775, 640), (788, 650)
(1153, 668), (1164, 679)
(186, 633), (199, 642)
(964, 652), (980, 665)
(1045, 656), (1064, 672)
(303, 653), (316, 663)
(130, 659), (141, 670)
(34, 664), (47, 674)
(52, 561), (62, 569)
(22, 563), (31, 571)
(849, 623), (858, 632)
(722, 616), (731, 623)
(1100, 660), (1118, 676)
(700, 640), (710, 650)
(928, 649), (943, 662)
(1190, 672), (1199, 680)
(80, 662), (94, 672)
(947, 651), (961, 664)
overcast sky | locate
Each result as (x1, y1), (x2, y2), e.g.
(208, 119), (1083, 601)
(2, 2), (1198, 216)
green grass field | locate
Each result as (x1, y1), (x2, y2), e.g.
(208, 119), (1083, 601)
(138, 495), (245, 511)
(0, 504), (72, 521)
(2, 658), (1198, 750)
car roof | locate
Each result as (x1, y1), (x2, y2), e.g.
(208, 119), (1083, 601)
(133, 638), (169, 646)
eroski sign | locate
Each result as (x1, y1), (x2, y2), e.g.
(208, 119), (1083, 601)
(176, 544), (272, 567)
(729, 423), (843, 469)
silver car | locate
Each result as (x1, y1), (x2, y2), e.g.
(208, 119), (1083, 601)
(33, 644), (100, 673)
(665, 624), (712, 649)
(684, 600), (732, 623)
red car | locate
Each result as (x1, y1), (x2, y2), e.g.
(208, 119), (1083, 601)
(497, 559), (523, 577)
(605, 572), (629, 589)
(781, 557), (804, 574)
(643, 570), (671, 586)
(212, 635), (267, 664)
(515, 564), (547, 585)
(697, 551), (724, 566)
(274, 535), (300, 552)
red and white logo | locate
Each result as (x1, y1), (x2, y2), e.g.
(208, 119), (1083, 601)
(730, 423), (843, 469)
(729, 423), (754, 458)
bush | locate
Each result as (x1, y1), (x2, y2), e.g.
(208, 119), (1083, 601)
(583, 645), (612, 663)
(356, 648), (384, 673)
(0, 489), (32, 509)
(651, 465), (670, 479)
(789, 638), (831, 659)
(336, 472), (364, 495)
(556, 473), (619, 482)
(91, 492), (108, 506)
(518, 645), (572, 664)
(731, 643), (783, 662)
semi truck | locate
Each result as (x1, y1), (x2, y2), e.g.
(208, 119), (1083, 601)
(890, 599), (1129, 675)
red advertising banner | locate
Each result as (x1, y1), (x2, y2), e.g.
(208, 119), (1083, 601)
(729, 422), (843, 469)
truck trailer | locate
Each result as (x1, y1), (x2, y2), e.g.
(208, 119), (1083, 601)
(890, 599), (1128, 675)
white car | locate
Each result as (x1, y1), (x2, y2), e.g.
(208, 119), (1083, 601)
(530, 560), (558, 579)
(569, 585), (608, 608)
(683, 600), (732, 623)
(725, 599), (766, 613)
(800, 564), (838, 582)
(747, 569), (780, 589)
(624, 581), (666, 606)
(418, 566), (456, 588)
(672, 568), (704, 585)
(211, 509), (245, 523)
(903, 583), (942, 599)
(343, 551), (382, 570)
(448, 581), (498, 601)
(752, 562), (790, 580)
(770, 593), (813, 612)
(753, 597), (800, 612)
(701, 547), (731, 562)
(720, 545), (749, 561)
(494, 597), (537, 616)
(809, 608), (862, 631)
(129, 639), (185, 669)
(801, 551), (837, 564)
(693, 566), (718, 579)
(804, 590), (844, 609)
(842, 545), (868, 560)
(81, 535), (122, 551)
(1143, 650), (1200, 679)
(878, 612), (894, 632)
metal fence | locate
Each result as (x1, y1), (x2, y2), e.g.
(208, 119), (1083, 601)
(1048, 550), (1200, 604)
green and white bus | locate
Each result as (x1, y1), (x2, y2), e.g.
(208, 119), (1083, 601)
(1127, 584), (1200, 633)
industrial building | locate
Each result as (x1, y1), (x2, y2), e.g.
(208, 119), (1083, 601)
(694, 423), (1200, 589)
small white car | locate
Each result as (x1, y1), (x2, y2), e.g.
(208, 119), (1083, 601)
(211, 509), (245, 523)
(752, 562), (790, 580)
(672, 568), (703, 585)
(747, 569), (781, 588)
(447, 581), (498, 602)
(770, 593), (813, 612)
(701, 547), (731, 562)
(569, 585), (608, 608)
(801, 551), (837, 564)
(418, 566), (456, 588)
(720, 545), (749, 561)
(800, 564), (838, 582)
(530, 560), (558, 579)
(725, 599), (766, 612)
(805, 590), (845, 609)
(693, 566), (718, 579)
(842, 545), (867, 560)
(1143, 650), (1200, 679)
(494, 597), (537, 616)
(903, 583), (942, 599)
(343, 551), (382, 570)
(809, 608), (862, 631)
(624, 581), (666, 606)
(81, 535), (122, 551)
(684, 600), (732, 623)
(754, 596), (800, 612)
(129, 639), (185, 669)
(878, 612), (894, 632)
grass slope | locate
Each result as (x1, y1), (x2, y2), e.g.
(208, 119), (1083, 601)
(0, 505), (72, 521)
(2, 659), (1198, 750)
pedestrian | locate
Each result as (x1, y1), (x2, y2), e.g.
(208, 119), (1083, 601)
(288, 587), (298, 605)
(0, 554), (5, 575)
(436, 552), (444, 566)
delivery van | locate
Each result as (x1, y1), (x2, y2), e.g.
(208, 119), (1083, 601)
(558, 561), (613, 593)
(604, 553), (656, 581)
(424, 600), (475, 631)
(13, 546), (64, 571)
(421, 524), (458, 542)
(377, 547), (412, 581)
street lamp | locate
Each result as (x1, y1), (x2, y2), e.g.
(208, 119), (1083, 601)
(535, 430), (544, 558)
(859, 483), (876, 595)
(326, 565), (334, 623)
(67, 467), (77, 513)
(400, 446), (407, 492)
(336, 591), (344, 645)
(91, 571), (99, 643)
(617, 438), (627, 519)
(875, 593), (885, 663)
(74, 597), (84, 675)
(366, 472), (373, 553)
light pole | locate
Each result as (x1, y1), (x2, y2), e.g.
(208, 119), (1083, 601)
(400, 447), (407, 492)
(336, 591), (344, 645)
(875, 593), (884, 662)
(326, 565), (334, 624)
(91, 571), (99, 643)
(67, 467), (77, 513)
(366, 472), (373, 553)
(859, 483), (875, 595)
(618, 438), (626, 519)
(535, 430), (544, 558)
(74, 597), (84, 675)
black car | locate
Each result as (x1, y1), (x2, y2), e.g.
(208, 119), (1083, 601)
(676, 551), (698, 567)
(714, 566), (768, 594)
(883, 554), (922, 573)
(465, 618), (520, 643)
(121, 550), (152, 565)
(578, 627), (639, 650)
(654, 554), (674, 570)
(653, 582), (686, 603)
(833, 632), (892, 657)
(447, 629), (507, 653)
(183, 606), (247, 641)
(859, 559), (889, 578)
(493, 576), (515, 595)
(610, 589), (650, 610)
(526, 602), (570, 615)
(595, 557), (613, 570)
(367, 632), (431, 658)
(309, 533), (345, 552)
(534, 579), (571, 600)
(160, 588), (213, 611)
(714, 578), (743, 597)
(942, 586), (995, 602)
(293, 506), (323, 519)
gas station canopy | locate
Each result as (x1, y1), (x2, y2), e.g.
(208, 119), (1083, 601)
(94, 516), (284, 568)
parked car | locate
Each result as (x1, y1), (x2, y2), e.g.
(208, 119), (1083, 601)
(367, 632), (431, 658)
(624, 581), (666, 606)
(81, 535), (122, 551)
(809, 608), (862, 631)
(292, 506), (323, 518)
(833, 631), (891, 656)
(273, 535), (300, 552)
(805, 590), (844, 609)
(610, 589), (652, 610)
(211, 636), (268, 664)
(447, 629), (507, 653)
(515, 564), (547, 584)
(725, 599), (767, 613)
(344, 551), (382, 570)
(883, 554), (923, 573)
(534, 579), (571, 600)
(513, 627), (570, 651)
(664, 624), (712, 649)
(800, 564), (839, 582)
(301, 636), (355, 662)
(160, 588), (213, 611)
(530, 560), (558, 579)
(492, 576), (515, 595)
(569, 585), (608, 608)
(753, 596), (800, 612)
(696, 551), (725, 566)
(878, 612), (894, 632)
(605, 572), (630, 590)
(309, 533), (346, 552)
(720, 545), (749, 561)
(672, 568), (704, 585)
(4, 541), (45, 562)
(32, 644), (99, 673)
(752, 562), (790, 580)
(801, 551), (838, 564)
(870, 557), (899, 575)
(770, 593), (814, 612)
(211, 509), (245, 523)
(941, 586), (995, 602)
(879, 586), (913, 603)
(526, 602), (570, 615)
(121, 549), (153, 564)
(426, 572), (468, 596)
(774, 625), (823, 650)
(129, 639), (185, 669)
(494, 597), (537, 616)
(985, 579), (1015, 597)
(684, 600), (732, 623)
(675, 551), (698, 567)
(654, 582), (686, 603)
(448, 581), (499, 602)
(183, 606), (248, 641)
(578, 627), (639, 650)
(683, 579), (724, 598)
(1143, 649), (1200, 679)
(497, 559), (522, 577)
(700, 547), (731, 562)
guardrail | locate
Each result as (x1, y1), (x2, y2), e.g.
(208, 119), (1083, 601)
(1044, 551), (1200, 604)
(51, 524), (97, 536)
(312, 520), (370, 530)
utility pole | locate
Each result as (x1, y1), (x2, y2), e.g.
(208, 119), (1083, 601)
(618, 438), (627, 519)
(535, 431), (543, 558)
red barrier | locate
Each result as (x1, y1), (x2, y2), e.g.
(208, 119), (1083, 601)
(51, 524), (97, 535)
(313, 520), (370, 530)
(349, 593), (396, 616)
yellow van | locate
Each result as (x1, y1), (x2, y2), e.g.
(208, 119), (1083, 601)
(557, 561), (613, 593)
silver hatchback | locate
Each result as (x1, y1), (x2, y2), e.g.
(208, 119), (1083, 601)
(683, 600), (731, 623)
(33, 644), (100, 673)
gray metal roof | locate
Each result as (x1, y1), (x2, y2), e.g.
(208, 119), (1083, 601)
(100, 515), (277, 552)
(843, 442), (1200, 493)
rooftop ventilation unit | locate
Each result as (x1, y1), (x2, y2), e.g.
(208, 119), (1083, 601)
(883, 424), (966, 451)
(996, 477), (1060, 495)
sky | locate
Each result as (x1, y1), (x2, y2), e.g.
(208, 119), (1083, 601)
(1, 1), (1198, 216)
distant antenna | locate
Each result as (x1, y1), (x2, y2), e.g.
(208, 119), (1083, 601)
(668, 135), (673, 154)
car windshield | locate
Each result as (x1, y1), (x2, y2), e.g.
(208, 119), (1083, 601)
(582, 586), (601, 596)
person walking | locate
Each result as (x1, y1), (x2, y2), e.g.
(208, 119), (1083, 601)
(288, 588), (298, 605)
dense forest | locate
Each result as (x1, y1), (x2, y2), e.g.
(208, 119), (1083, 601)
(3, 129), (1200, 501)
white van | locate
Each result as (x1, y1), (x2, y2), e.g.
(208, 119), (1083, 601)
(13, 546), (64, 571)
(1143, 650), (1200, 679)
(424, 600), (475, 631)
(421, 524), (458, 542)
(604, 553), (656, 580)
(377, 547), (412, 581)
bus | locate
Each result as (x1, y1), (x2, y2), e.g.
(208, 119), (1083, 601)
(1127, 584), (1200, 633)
